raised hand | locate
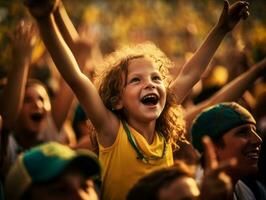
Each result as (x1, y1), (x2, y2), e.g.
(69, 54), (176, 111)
(217, 0), (249, 32)
(24, 0), (60, 18)
(200, 136), (236, 200)
(10, 20), (36, 64)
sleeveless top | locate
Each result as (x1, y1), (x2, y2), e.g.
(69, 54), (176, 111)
(99, 121), (173, 200)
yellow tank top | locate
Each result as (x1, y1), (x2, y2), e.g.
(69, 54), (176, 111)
(99, 121), (173, 200)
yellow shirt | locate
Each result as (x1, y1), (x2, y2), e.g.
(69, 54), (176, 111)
(99, 121), (173, 200)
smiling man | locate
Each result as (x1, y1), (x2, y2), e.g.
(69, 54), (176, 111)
(191, 102), (266, 200)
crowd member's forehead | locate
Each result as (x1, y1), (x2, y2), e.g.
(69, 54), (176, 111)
(222, 123), (261, 141)
(159, 176), (200, 200)
(230, 123), (256, 134)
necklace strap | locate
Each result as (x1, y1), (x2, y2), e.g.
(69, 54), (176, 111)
(122, 120), (145, 161)
(122, 120), (167, 164)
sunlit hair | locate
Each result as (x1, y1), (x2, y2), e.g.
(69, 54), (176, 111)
(96, 42), (186, 148)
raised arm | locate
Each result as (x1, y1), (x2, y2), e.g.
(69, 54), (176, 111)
(0, 21), (35, 130)
(170, 0), (249, 104)
(24, 0), (119, 146)
(53, 2), (79, 47)
(0, 21), (35, 162)
(49, 2), (83, 131)
(185, 58), (266, 131)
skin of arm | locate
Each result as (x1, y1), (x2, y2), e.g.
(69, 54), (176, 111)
(0, 21), (34, 160)
(33, 13), (119, 147)
(185, 58), (266, 132)
(40, 2), (93, 133)
(0, 21), (34, 131)
(49, 2), (80, 131)
(170, 0), (249, 104)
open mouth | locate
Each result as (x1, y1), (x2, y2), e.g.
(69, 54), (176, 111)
(244, 148), (260, 160)
(141, 94), (159, 106)
(30, 113), (44, 122)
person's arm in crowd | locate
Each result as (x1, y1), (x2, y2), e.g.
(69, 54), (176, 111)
(0, 21), (35, 160)
(33, 1), (92, 133)
(185, 57), (266, 131)
(50, 2), (83, 132)
(170, 0), (249, 104)
(0, 21), (35, 130)
(24, 0), (119, 147)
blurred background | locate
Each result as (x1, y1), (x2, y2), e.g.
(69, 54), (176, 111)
(0, 0), (266, 108)
(0, 0), (266, 160)
(1, 0), (266, 64)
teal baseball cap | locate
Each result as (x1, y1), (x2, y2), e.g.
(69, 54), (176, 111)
(191, 102), (256, 153)
(5, 142), (101, 200)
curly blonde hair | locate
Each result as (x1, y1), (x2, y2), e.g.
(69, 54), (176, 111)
(96, 42), (186, 148)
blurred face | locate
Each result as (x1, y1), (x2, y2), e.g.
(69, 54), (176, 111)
(27, 169), (99, 200)
(17, 83), (51, 134)
(216, 124), (262, 178)
(159, 176), (200, 200)
(119, 57), (166, 125)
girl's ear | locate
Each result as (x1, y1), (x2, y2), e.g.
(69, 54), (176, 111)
(111, 97), (123, 110)
(114, 100), (123, 110)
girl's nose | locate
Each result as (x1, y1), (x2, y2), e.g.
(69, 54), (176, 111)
(144, 79), (155, 89)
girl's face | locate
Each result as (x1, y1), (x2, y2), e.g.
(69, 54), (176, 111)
(118, 57), (166, 124)
(17, 84), (51, 134)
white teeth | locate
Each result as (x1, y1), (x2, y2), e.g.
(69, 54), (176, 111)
(246, 152), (259, 159)
(142, 94), (157, 100)
(141, 93), (159, 105)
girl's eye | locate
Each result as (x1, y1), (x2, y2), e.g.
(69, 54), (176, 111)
(152, 76), (162, 81)
(129, 77), (140, 83)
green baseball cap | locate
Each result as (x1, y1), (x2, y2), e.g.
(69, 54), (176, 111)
(191, 102), (256, 153)
(5, 142), (101, 200)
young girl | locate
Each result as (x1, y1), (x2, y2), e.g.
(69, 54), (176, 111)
(24, 1), (249, 199)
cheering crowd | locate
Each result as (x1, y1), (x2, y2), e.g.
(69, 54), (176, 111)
(0, 0), (266, 199)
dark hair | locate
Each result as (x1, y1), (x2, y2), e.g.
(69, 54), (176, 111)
(127, 161), (194, 200)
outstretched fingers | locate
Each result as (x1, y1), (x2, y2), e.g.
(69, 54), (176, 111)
(202, 135), (237, 174)
(202, 136), (218, 170)
(209, 158), (237, 177)
(10, 20), (36, 61)
(201, 136), (236, 200)
(239, 3), (249, 20)
(229, 1), (249, 20)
